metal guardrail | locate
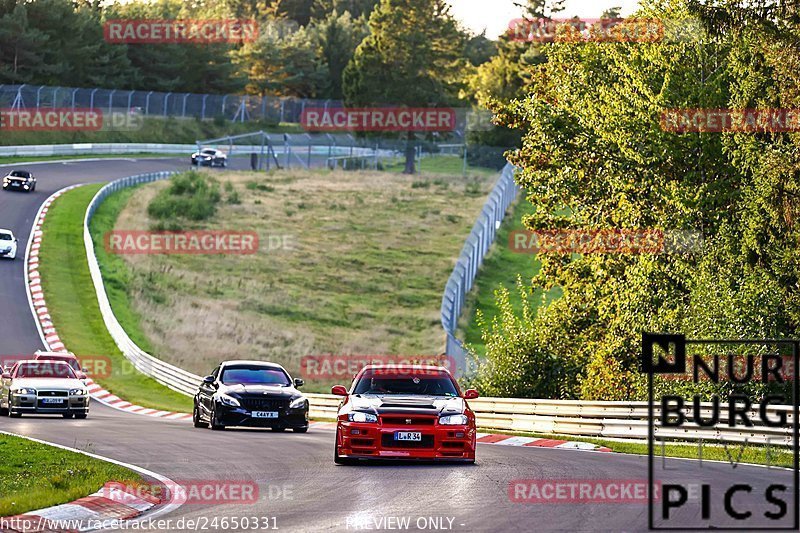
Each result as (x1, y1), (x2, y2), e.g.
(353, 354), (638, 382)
(80, 171), (794, 447)
(304, 395), (793, 446)
(84, 171), (204, 396)
(0, 143), (199, 157)
(441, 163), (520, 372)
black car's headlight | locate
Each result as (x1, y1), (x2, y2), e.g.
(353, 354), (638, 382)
(348, 412), (378, 423)
(289, 397), (307, 409)
(218, 393), (240, 407)
(439, 414), (469, 425)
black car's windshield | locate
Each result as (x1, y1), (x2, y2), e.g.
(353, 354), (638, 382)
(221, 366), (291, 386)
(202, 149), (216, 155)
(10, 171), (29, 177)
(353, 371), (458, 397)
(0, 234), (12, 241)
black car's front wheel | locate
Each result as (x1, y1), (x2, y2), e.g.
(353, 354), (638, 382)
(209, 403), (225, 431)
(293, 426), (308, 433)
(193, 403), (207, 428)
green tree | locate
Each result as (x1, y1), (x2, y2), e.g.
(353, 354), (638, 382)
(343, 0), (467, 173)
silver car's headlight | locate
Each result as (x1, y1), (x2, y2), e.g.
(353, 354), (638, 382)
(348, 412), (377, 423)
(69, 388), (87, 396)
(289, 397), (307, 409)
(218, 394), (240, 407)
(12, 388), (36, 395)
(439, 414), (469, 425)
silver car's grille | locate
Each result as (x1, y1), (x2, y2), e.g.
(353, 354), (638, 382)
(38, 390), (68, 397)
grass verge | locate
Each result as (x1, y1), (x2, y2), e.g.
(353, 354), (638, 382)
(381, 155), (497, 179)
(0, 433), (142, 516)
(38, 184), (193, 412)
(104, 167), (497, 393)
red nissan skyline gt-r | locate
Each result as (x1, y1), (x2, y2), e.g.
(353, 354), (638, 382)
(331, 364), (479, 464)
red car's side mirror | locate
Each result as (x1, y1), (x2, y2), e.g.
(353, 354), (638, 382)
(331, 385), (348, 396)
(463, 389), (479, 400)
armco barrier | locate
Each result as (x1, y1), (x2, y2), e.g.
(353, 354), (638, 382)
(81, 171), (794, 446)
(441, 162), (520, 372)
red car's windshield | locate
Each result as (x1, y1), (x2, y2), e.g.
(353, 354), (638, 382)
(36, 356), (81, 373)
(15, 362), (77, 379)
(353, 370), (459, 396)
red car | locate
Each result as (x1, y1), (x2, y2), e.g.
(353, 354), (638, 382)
(332, 364), (479, 464)
(33, 351), (88, 381)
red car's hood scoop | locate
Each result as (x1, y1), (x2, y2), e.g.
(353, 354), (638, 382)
(351, 395), (465, 415)
(378, 397), (438, 409)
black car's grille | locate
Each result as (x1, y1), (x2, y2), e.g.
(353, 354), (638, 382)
(381, 434), (434, 449)
(239, 398), (289, 411)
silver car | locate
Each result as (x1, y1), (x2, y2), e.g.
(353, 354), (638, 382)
(0, 360), (89, 419)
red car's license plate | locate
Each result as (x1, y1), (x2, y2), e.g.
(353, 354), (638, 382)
(394, 431), (422, 441)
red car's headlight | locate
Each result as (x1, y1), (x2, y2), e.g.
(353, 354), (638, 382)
(439, 414), (469, 425)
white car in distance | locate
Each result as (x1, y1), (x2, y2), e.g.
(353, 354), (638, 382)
(0, 229), (17, 260)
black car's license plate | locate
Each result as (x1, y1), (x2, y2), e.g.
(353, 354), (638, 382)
(394, 431), (422, 441)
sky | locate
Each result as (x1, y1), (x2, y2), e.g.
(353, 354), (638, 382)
(447, 0), (643, 38)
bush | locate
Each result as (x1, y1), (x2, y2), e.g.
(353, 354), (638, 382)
(465, 279), (583, 398)
(148, 171), (221, 222)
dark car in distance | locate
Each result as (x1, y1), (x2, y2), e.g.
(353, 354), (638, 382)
(3, 170), (36, 192)
(193, 360), (309, 432)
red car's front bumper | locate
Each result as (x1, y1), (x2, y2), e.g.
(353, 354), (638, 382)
(336, 417), (476, 461)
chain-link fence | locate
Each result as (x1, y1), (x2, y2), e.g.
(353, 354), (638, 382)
(195, 131), (473, 174)
(441, 163), (520, 374)
(0, 84), (341, 124)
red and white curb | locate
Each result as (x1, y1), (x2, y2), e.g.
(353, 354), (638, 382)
(476, 432), (611, 452)
(0, 432), (184, 532)
(305, 423), (611, 452)
(24, 186), (193, 422)
(2, 482), (160, 532)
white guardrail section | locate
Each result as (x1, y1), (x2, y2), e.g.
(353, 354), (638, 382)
(83, 172), (795, 446)
(0, 143), (382, 158)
